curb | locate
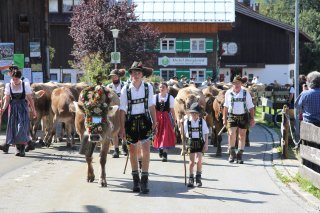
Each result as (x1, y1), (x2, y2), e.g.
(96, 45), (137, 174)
(259, 124), (320, 212)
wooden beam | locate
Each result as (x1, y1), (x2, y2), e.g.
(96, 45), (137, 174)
(300, 144), (320, 166)
(300, 121), (320, 144)
(150, 23), (232, 33)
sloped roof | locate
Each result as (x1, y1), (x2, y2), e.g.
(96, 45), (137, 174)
(236, 2), (311, 41)
(132, 0), (235, 23)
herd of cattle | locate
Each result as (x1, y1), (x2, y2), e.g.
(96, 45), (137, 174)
(0, 80), (270, 186)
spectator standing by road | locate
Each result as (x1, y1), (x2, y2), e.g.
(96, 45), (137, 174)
(0, 70), (37, 156)
(119, 61), (157, 194)
(183, 103), (209, 188)
(201, 76), (212, 86)
(153, 82), (176, 162)
(295, 71), (320, 126)
(107, 69), (128, 158)
(223, 75), (255, 164)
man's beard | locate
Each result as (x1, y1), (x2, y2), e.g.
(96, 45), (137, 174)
(113, 79), (120, 84)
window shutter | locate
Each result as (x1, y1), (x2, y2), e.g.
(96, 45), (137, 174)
(176, 39), (183, 52)
(206, 39), (213, 53)
(154, 40), (160, 52)
(182, 39), (190, 52)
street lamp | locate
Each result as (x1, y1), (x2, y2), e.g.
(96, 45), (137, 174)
(111, 29), (120, 69)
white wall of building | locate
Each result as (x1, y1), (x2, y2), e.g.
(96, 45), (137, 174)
(50, 69), (83, 83)
(219, 64), (294, 85)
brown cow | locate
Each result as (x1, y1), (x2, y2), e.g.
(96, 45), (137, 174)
(212, 90), (227, 156)
(47, 87), (76, 148)
(70, 86), (120, 187)
(30, 82), (59, 145)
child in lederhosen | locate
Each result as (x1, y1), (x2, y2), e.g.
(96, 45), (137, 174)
(183, 103), (209, 187)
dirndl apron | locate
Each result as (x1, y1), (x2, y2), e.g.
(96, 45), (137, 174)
(5, 82), (30, 145)
(153, 94), (176, 149)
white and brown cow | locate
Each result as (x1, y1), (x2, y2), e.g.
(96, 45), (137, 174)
(70, 86), (120, 187)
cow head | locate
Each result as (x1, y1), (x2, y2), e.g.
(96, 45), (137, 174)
(75, 85), (118, 135)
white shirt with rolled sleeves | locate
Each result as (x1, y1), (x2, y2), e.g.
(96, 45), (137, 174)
(107, 81), (123, 95)
(5, 81), (32, 96)
(119, 81), (155, 115)
(224, 88), (254, 115)
(183, 117), (209, 141)
(152, 93), (175, 109)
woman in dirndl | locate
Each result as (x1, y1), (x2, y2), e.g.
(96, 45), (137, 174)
(0, 69), (37, 156)
(153, 82), (176, 162)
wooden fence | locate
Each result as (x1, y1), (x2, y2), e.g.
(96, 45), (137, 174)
(260, 90), (290, 124)
(299, 121), (320, 189)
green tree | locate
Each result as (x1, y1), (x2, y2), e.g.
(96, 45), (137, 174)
(81, 52), (111, 85)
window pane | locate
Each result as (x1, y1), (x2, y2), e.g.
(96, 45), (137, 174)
(50, 73), (58, 80)
(161, 40), (168, 51)
(49, 0), (58, 12)
(169, 70), (175, 79)
(199, 40), (205, 50)
(63, 73), (71, 83)
(161, 70), (167, 80)
(191, 40), (197, 51)
(63, 0), (73, 12)
(169, 40), (175, 50)
(74, 0), (80, 5)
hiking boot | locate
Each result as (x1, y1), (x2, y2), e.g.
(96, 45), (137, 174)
(0, 144), (9, 153)
(162, 152), (167, 162)
(187, 176), (194, 187)
(112, 148), (120, 158)
(159, 149), (163, 158)
(236, 149), (244, 164)
(140, 173), (150, 194)
(25, 141), (35, 152)
(132, 172), (140, 192)
(196, 174), (202, 187)
(228, 147), (236, 163)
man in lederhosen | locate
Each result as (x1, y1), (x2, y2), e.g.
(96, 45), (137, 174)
(119, 61), (157, 194)
(223, 75), (255, 164)
(107, 69), (128, 158)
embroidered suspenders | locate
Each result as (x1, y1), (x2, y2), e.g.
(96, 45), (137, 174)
(126, 83), (149, 120)
(187, 119), (203, 140)
(229, 90), (248, 114)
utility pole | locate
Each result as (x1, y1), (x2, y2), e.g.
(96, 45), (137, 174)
(294, 0), (300, 140)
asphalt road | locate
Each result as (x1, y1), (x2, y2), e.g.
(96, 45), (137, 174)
(0, 125), (317, 213)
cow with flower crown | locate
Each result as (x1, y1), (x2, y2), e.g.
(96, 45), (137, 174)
(70, 75), (120, 187)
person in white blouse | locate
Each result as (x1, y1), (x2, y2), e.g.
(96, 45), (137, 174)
(0, 69), (37, 156)
(107, 69), (127, 158)
(153, 82), (176, 162)
(183, 103), (209, 187)
(119, 61), (157, 194)
(223, 75), (255, 164)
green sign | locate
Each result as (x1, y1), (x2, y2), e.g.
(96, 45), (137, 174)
(111, 52), (120, 64)
(14, 54), (24, 69)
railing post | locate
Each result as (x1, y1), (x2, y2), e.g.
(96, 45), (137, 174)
(281, 105), (289, 158)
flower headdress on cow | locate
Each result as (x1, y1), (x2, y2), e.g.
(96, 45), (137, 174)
(79, 69), (116, 134)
